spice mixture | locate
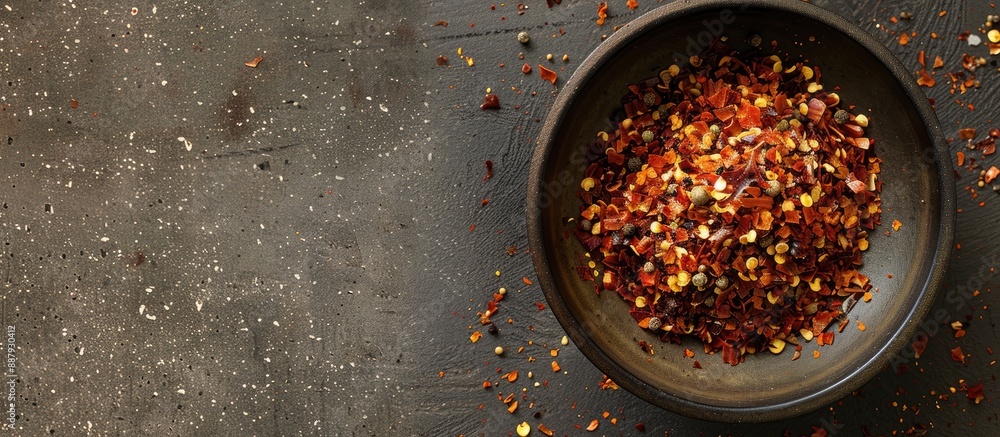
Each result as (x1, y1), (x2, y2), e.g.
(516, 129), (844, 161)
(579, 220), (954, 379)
(574, 42), (883, 365)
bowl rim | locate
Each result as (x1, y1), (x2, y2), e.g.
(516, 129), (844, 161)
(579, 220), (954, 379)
(527, 0), (955, 422)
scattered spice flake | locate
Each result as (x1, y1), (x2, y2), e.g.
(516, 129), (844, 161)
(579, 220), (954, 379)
(466, 57), (475, 67)
(480, 94), (500, 110)
(693, 360), (702, 369)
(506, 370), (519, 382)
(626, 0), (638, 10)
(596, 2), (609, 26)
(508, 400), (519, 413)
(521, 63), (532, 74)
(483, 381), (493, 389)
(470, 331), (483, 343)
(535, 302), (546, 311)
(813, 350), (821, 359)
(516, 421), (531, 437)
(506, 245), (518, 256)
(245, 55), (263, 68)
(985, 166), (1000, 183)
(538, 65), (558, 84)
(483, 160), (494, 180)
(683, 348), (695, 358)
(912, 335), (928, 358)
(551, 360), (561, 372)
(957, 151), (965, 166)
(959, 128), (977, 140)
(635, 423), (646, 432)
(917, 69), (936, 87)
(598, 374), (619, 390)
(69, 99), (79, 109)
(523, 276), (534, 285)
(857, 321), (866, 331)
(438, 371), (445, 378)
(538, 423), (555, 437)
(545, 0), (561, 7)
(892, 220), (903, 231)
(951, 346), (966, 363)
(435, 55), (448, 66)
(967, 383), (985, 404)
(434, 20), (448, 27)
(899, 33), (910, 45)
(933, 56), (944, 69)
(586, 419), (600, 432)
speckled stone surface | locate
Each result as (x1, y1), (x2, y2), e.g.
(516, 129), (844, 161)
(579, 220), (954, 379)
(1, 0), (997, 435)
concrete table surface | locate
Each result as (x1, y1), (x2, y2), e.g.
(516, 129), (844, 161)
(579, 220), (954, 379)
(1, 0), (997, 435)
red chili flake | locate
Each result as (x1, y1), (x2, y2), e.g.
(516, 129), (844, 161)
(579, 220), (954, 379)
(692, 360), (702, 369)
(951, 346), (966, 363)
(521, 63), (532, 74)
(481, 198), (489, 206)
(912, 335), (928, 358)
(917, 69), (936, 87)
(898, 33), (910, 45)
(986, 166), (1000, 183)
(596, 2), (609, 26)
(626, 0), (638, 9)
(516, 2), (526, 15)
(483, 160), (494, 180)
(572, 42), (881, 366)
(957, 151), (966, 166)
(586, 419), (599, 432)
(481, 93), (500, 110)
(959, 128), (977, 140)
(545, 0), (561, 7)
(483, 381), (492, 389)
(522, 276), (533, 285)
(535, 302), (546, 311)
(69, 99), (79, 109)
(538, 423), (555, 436)
(433, 20), (448, 27)
(506, 245), (518, 256)
(244, 55), (263, 68)
(538, 65), (558, 84)
(436, 55), (448, 66)
(892, 220), (903, 231)
(635, 422), (646, 432)
(966, 382), (985, 404)
(469, 224), (476, 232)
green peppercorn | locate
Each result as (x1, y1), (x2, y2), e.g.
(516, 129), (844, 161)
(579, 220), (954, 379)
(643, 261), (655, 274)
(715, 276), (730, 290)
(643, 92), (657, 107)
(692, 272), (708, 288)
(689, 186), (711, 206)
(627, 157), (643, 172)
(765, 180), (782, 197)
(580, 219), (593, 231)
(621, 223), (637, 237)
(834, 109), (849, 125)
(775, 119), (790, 132)
(642, 130), (655, 143)
(647, 316), (662, 331)
(517, 31), (530, 44)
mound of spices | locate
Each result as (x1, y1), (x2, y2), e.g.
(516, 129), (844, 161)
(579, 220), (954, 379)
(574, 42), (882, 365)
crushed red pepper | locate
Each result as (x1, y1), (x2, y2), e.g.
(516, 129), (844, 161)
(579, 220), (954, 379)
(484, 160), (494, 180)
(538, 65), (558, 84)
(481, 94), (501, 110)
(574, 42), (882, 365)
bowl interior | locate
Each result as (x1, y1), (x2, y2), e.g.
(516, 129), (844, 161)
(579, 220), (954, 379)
(531, 1), (951, 422)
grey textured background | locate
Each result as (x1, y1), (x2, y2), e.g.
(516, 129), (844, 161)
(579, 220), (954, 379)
(1, 0), (997, 435)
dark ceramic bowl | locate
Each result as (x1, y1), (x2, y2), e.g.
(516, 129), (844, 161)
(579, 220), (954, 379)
(527, 0), (955, 423)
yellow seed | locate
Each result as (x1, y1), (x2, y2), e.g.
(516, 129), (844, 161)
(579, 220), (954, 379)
(775, 241), (789, 254)
(810, 185), (822, 202)
(769, 338), (786, 354)
(650, 221), (663, 234)
(774, 252), (787, 265)
(561, 335), (569, 346)
(745, 257), (759, 270)
(590, 222), (601, 235)
(767, 290), (780, 305)
(466, 57), (475, 67)
(800, 193), (813, 208)
(798, 102), (809, 116)
(499, 287), (507, 295)
(990, 29), (1000, 43)
(790, 275), (800, 287)
(855, 114), (869, 127)
(807, 82), (822, 93)
(517, 421), (531, 437)
(809, 278), (822, 292)
(562, 54), (569, 62)
(635, 296), (647, 308)
(581, 177), (596, 191)
(745, 229), (757, 243)
(800, 329), (814, 341)
(546, 53), (553, 61)
(495, 346), (505, 355)
(677, 271), (691, 287)
(826, 93), (840, 106)
(696, 224), (711, 239)
(802, 66), (814, 80)
(782, 199), (795, 212)
(755, 97), (768, 107)
(859, 239), (869, 251)
(772, 60), (783, 73)
(622, 118), (633, 130)
(667, 64), (680, 77)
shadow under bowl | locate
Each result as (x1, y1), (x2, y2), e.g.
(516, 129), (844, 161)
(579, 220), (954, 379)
(527, 0), (954, 423)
